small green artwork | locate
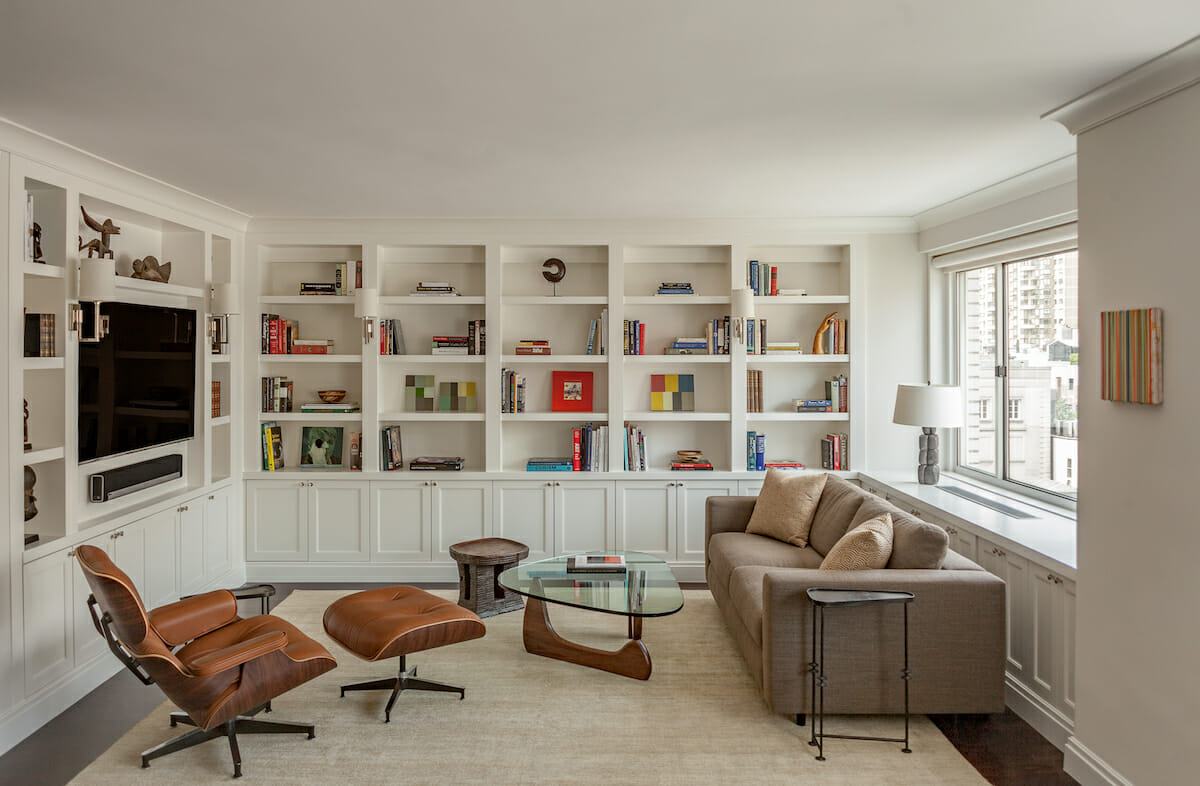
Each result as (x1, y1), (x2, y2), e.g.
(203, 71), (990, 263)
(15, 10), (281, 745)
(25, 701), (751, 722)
(437, 381), (477, 412)
(299, 426), (343, 469)
(405, 374), (436, 411)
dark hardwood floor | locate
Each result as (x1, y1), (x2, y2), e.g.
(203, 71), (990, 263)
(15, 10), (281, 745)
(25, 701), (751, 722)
(0, 582), (1076, 785)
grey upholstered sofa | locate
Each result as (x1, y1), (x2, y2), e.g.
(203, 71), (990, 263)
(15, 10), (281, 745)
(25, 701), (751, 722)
(705, 474), (1006, 717)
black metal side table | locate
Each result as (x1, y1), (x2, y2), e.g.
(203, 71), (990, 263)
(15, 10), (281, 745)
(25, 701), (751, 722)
(806, 587), (914, 761)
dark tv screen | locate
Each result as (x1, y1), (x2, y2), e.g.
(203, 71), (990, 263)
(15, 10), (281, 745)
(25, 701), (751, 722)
(78, 302), (197, 462)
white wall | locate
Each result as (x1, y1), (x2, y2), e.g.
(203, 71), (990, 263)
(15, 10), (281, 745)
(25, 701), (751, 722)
(1070, 82), (1200, 786)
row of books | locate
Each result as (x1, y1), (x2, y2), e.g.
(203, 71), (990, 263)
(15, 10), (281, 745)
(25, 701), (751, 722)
(432, 326), (486, 355)
(500, 368), (527, 413)
(584, 309), (608, 355)
(747, 261), (805, 297)
(705, 317), (733, 354)
(380, 319), (407, 355)
(820, 318), (849, 354)
(297, 260), (361, 296)
(794, 399), (834, 413)
(261, 376), (294, 412)
(261, 423), (363, 471)
(825, 375), (849, 412)
(211, 381), (222, 419)
(380, 425), (404, 470)
(624, 320), (647, 355)
(514, 339), (551, 355)
(574, 423), (608, 471)
(261, 314), (335, 354)
(667, 335), (708, 355)
(23, 313), (56, 358)
(410, 281), (460, 297)
(746, 370), (763, 413)
(745, 431), (805, 471)
(821, 432), (849, 470)
(656, 281), (693, 295)
(624, 423), (648, 471)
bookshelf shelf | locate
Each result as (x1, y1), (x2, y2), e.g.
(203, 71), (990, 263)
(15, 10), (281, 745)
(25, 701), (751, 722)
(23, 357), (65, 370)
(623, 355), (729, 364)
(210, 416), (232, 426)
(746, 412), (850, 422)
(22, 446), (65, 465)
(258, 412), (362, 422)
(747, 354), (849, 365)
(503, 295), (607, 305)
(379, 411), (486, 422)
(380, 355), (486, 364)
(381, 295), (487, 306)
(500, 354), (606, 364)
(260, 295), (356, 305)
(501, 412), (608, 422)
(753, 294), (849, 305)
(114, 276), (204, 299)
(259, 354), (361, 364)
(23, 262), (65, 278)
(623, 295), (731, 306)
(624, 411), (731, 422)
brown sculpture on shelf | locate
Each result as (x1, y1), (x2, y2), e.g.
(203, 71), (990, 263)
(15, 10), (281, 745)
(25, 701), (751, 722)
(78, 205), (120, 259)
(131, 255), (172, 283)
(542, 257), (566, 296)
(812, 311), (839, 355)
(24, 466), (37, 522)
(24, 399), (31, 451)
(32, 222), (44, 263)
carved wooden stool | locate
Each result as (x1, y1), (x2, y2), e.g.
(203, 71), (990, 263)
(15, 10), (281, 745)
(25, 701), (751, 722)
(449, 538), (530, 617)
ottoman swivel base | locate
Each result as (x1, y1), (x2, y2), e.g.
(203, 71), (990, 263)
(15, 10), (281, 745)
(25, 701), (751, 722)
(339, 654), (465, 723)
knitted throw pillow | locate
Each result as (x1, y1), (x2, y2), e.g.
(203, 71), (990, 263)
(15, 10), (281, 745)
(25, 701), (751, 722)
(819, 513), (894, 570)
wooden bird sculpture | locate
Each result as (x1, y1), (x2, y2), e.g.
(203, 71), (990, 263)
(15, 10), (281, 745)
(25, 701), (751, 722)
(812, 311), (839, 354)
(131, 255), (172, 283)
(78, 205), (120, 259)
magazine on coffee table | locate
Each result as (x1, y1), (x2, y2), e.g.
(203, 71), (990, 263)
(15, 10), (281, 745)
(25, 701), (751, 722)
(566, 554), (627, 573)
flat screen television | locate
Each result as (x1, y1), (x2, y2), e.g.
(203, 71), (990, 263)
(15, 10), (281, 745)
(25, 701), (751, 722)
(78, 302), (197, 462)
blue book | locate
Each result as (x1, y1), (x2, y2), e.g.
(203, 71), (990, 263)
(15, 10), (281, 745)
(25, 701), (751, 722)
(755, 434), (766, 471)
(673, 342), (708, 349)
(749, 259), (759, 294)
(526, 465), (573, 471)
(747, 431), (756, 471)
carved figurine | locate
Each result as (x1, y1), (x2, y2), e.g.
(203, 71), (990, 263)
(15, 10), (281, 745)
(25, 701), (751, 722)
(24, 465), (37, 522)
(812, 311), (839, 355)
(32, 222), (44, 263)
(78, 205), (120, 259)
(131, 255), (172, 283)
(24, 399), (31, 451)
(542, 257), (566, 296)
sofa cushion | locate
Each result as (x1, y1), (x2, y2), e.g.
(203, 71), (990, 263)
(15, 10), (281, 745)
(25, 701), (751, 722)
(745, 469), (827, 547)
(851, 498), (948, 570)
(820, 513), (894, 570)
(706, 532), (821, 593)
(808, 474), (869, 556)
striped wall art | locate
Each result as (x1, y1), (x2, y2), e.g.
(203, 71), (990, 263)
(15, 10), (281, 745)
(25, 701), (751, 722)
(1101, 307), (1163, 404)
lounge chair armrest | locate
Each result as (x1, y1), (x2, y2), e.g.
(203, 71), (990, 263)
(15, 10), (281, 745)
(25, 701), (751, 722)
(148, 590), (239, 646)
(188, 630), (289, 677)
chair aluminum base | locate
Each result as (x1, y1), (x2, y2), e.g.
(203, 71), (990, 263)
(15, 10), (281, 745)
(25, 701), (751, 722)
(142, 703), (315, 778)
(338, 655), (465, 722)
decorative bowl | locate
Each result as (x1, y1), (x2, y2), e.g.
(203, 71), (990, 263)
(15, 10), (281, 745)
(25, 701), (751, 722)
(317, 390), (347, 403)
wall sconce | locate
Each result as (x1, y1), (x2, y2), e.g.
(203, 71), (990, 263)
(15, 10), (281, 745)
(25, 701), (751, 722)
(209, 282), (241, 353)
(355, 287), (379, 345)
(732, 287), (756, 345)
(70, 257), (115, 342)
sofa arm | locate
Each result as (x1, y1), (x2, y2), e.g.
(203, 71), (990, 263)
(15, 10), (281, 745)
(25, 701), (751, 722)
(759, 568), (1007, 714)
(705, 496), (757, 550)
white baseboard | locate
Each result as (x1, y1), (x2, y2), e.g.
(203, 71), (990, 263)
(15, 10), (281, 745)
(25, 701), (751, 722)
(1004, 675), (1074, 750)
(1064, 737), (1134, 786)
(0, 654), (120, 757)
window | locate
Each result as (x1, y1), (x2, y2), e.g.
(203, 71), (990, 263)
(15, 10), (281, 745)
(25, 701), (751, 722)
(955, 248), (1078, 501)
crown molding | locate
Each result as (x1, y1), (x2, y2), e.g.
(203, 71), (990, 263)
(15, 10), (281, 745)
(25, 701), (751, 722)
(915, 156), (1076, 235)
(1043, 35), (1200, 135)
(0, 116), (250, 233)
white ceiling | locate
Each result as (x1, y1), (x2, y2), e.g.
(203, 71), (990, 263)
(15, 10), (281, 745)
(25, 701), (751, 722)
(1, 2), (1197, 219)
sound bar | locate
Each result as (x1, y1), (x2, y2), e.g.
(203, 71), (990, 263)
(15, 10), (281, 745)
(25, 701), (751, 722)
(90, 454), (183, 502)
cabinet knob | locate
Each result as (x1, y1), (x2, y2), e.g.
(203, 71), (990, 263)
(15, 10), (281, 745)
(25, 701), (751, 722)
(423, 481), (429, 486)
(555, 482), (560, 487)
(546, 482), (552, 487)
(298, 481), (305, 487)
(309, 482), (314, 487)
(68, 549), (76, 557)
(208, 495), (215, 500)
(114, 530), (124, 538)
(431, 481), (437, 487)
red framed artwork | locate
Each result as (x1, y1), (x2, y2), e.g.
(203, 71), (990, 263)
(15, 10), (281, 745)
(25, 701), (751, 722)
(551, 370), (593, 412)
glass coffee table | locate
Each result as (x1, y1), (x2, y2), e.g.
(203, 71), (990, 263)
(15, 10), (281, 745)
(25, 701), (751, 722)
(497, 551), (684, 680)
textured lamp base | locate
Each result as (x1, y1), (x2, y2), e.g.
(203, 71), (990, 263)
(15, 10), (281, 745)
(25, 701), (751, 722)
(917, 428), (939, 485)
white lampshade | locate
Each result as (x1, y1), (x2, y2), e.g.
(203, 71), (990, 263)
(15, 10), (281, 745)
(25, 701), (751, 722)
(79, 257), (115, 302)
(354, 287), (379, 319)
(732, 287), (756, 319)
(893, 384), (964, 428)
(212, 282), (240, 315)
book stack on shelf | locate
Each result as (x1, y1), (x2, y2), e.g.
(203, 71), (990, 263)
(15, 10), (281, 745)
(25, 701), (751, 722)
(380, 320), (406, 355)
(702, 317), (732, 354)
(764, 458), (805, 470)
(566, 554), (626, 573)
(526, 457), (572, 472)
(748, 260), (778, 296)
(794, 398), (832, 413)
(656, 281), (694, 296)
(571, 423), (608, 471)
(514, 339), (551, 355)
(744, 318), (768, 354)
(584, 309), (608, 355)
(671, 450), (713, 471)
(431, 335), (470, 355)
(747, 370), (763, 412)
(746, 430), (767, 471)
(261, 315), (334, 354)
(665, 335), (708, 355)
(820, 318), (848, 354)
(300, 400), (360, 414)
(411, 281), (460, 297)
(261, 422), (284, 470)
(410, 456), (464, 471)
(380, 425), (403, 470)
(820, 433), (849, 470)
(23, 314), (55, 357)
(261, 376), (293, 412)
(467, 319), (485, 354)
(623, 423), (647, 471)
(298, 260), (360, 296)
(500, 369), (526, 413)
(765, 341), (803, 355)
(623, 320), (646, 355)
(825, 374), (849, 412)
(211, 381), (221, 418)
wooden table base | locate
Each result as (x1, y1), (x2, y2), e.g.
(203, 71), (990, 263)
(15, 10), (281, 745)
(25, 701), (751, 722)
(522, 596), (652, 680)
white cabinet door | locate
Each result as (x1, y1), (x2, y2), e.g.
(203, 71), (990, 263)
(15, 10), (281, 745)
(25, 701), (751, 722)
(203, 487), (233, 581)
(493, 481), (555, 561)
(70, 535), (112, 669)
(309, 481), (370, 562)
(738, 480), (764, 496)
(371, 481), (432, 562)
(978, 540), (1032, 684)
(177, 501), (207, 595)
(616, 482), (675, 560)
(245, 481), (308, 561)
(24, 550), (74, 696)
(431, 481), (492, 561)
(556, 481), (615, 554)
(139, 508), (178, 610)
(1062, 577), (1077, 718)
(1031, 568), (1077, 721)
(676, 480), (738, 562)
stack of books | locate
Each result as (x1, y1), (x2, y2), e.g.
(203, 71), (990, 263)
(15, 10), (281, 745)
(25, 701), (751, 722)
(572, 423), (608, 471)
(624, 423), (648, 471)
(514, 339), (551, 355)
(746, 430), (766, 471)
(526, 457), (572, 471)
(261, 376), (293, 412)
(623, 320), (646, 355)
(666, 335), (708, 355)
(671, 450), (713, 470)
(764, 459), (806, 469)
(566, 554), (627, 573)
(300, 401), (360, 414)
(380, 425), (403, 471)
(380, 320), (406, 355)
(821, 433), (849, 470)
(335, 261), (360, 294)
(819, 318), (848, 354)
(467, 319), (486, 354)
(703, 317), (731, 354)
(748, 260), (779, 296)
(747, 370), (763, 412)
(211, 381), (222, 418)
(745, 318), (768, 354)
(825, 375), (849, 412)
(411, 281), (459, 296)
(23, 313), (55, 357)
(261, 422), (284, 470)
(298, 282), (336, 295)
(409, 456), (464, 471)
(584, 309), (608, 355)
(794, 398), (833, 413)
(765, 341), (803, 355)
(656, 281), (694, 295)
(261, 315), (334, 354)
(431, 335), (469, 355)
(501, 369), (526, 412)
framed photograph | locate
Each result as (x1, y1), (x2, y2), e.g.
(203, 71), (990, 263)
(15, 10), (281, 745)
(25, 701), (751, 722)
(551, 370), (593, 412)
(299, 426), (344, 469)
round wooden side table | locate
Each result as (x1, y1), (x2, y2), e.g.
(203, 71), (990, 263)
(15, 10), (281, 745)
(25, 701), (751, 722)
(449, 538), (530, 617)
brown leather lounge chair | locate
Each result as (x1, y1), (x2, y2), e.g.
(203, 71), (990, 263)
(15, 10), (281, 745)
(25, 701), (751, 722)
(75, 545), (337, 777)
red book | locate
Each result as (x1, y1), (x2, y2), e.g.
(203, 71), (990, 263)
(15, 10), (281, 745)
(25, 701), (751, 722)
(514, 346), (552, 355)
(269, 318), (280, 354)
(431, 336), (470, 342)
(770, 266), (778, 296)
(290, 344), (329, 355)
(638, 322), (646, 355)
(572, 428), (581, 471)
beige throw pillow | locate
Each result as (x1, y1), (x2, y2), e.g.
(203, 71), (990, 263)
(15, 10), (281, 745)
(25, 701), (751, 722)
(745, 469), (827, 547)
(819, 513), (894, 570)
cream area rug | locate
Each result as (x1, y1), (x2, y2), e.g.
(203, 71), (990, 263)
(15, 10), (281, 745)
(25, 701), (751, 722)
(71, 589), (986, 785)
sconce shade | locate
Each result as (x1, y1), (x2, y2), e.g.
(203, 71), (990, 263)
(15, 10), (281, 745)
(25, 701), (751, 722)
(732, 287), (756, 320)
(355, 287), (380, 319)
(893, 384), (964, 427)
(79, 258), (115, 302)
(212, 282), (240, 315)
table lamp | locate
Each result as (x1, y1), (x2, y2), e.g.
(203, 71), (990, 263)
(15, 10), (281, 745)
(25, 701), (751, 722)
(892, 383), (963, 485)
